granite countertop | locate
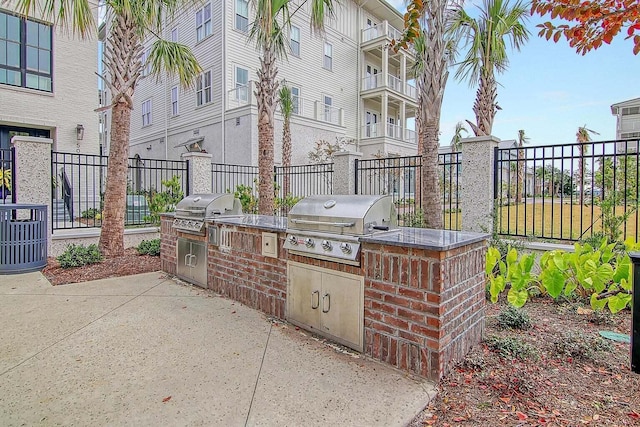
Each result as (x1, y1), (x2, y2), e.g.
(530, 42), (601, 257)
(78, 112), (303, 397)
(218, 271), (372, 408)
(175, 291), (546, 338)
(211, 215), (288, 232)
(359, 227), (489, 251)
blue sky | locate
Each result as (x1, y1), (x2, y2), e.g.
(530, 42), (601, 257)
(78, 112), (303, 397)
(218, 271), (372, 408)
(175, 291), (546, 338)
(386, 0), (638, 147)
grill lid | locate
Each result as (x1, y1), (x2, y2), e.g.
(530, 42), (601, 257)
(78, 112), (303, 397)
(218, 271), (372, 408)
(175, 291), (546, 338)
(175, 193), (242, 219)
(287, 195), (397, 236)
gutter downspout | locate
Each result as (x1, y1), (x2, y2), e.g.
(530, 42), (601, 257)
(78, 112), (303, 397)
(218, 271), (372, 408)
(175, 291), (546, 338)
(221, 0), (227, 163)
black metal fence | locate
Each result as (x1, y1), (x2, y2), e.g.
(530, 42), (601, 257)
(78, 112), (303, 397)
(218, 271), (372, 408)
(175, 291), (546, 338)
(495, 139), (640, 242)
(51, 152), (189, 230)
(211, 162), (333, 215)
(354, 153), (461, 230)
(0, 148), (15, 204)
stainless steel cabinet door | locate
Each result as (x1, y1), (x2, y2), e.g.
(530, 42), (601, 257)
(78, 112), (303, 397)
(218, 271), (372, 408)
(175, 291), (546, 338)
(287, 261), (322, 330)
(177, 238), (191, 280)
(320, 270), (364, 352)
(190, 241), (207, 287)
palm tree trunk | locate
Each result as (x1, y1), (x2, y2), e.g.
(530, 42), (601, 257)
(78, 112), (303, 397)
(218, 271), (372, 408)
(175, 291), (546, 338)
(98, 13), (140, 257)
(99, 101), (130, 257)
(415, 0), (447, 230)
(472, 69), (497, 136)
(282, 118), (292, 196)
(256, 46), (278, 215)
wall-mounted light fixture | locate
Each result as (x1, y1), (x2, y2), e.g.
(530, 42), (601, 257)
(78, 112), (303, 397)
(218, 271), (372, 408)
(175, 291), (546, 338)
(76, 124), (85, 141)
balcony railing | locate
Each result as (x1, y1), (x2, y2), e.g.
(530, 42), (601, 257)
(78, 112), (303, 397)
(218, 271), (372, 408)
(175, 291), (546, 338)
(361, 75), (418, 101)
(361, 123), (416, 143)
(361, 21), (402, 44)
(228, 82), (344, 126)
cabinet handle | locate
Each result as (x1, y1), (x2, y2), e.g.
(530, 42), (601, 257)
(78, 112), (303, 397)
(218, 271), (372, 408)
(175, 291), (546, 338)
(311, 290), (320, 309)
(322, 293), (331, 313)
(190, 254), (197, 267)
(184, 254), (191, 267)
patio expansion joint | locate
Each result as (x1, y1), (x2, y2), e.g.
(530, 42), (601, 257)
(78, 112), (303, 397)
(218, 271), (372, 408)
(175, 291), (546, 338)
(244, 321), (273, 427)
(0, 279), (169, 379)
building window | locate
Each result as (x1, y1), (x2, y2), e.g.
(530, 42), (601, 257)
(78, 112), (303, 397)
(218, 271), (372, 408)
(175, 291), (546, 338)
(196, 70), (212, 106)
(141, 47), (151, 76)
(236, 0), (249, 32)
(196, 3), (212, 42)
(622, 107), (640, 116)
(323, 95), (333, 122)
(323, 42), (332, 71)
(235, 66), (249, 102)
(290, 26), (300, 57)
(291, 86), (300, 115)
(0, 11), (52, 92)
(171, 86), (179, 116)
(142, 99), (152, 126)
(171, 27), (178, 42)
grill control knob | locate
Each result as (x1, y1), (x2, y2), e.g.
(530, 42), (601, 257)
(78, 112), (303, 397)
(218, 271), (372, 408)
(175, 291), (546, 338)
(288, 235), (299, 245)
(321, 240), (332, 251)
(305, 238), (315, 248)
(340, 243), (352, 254)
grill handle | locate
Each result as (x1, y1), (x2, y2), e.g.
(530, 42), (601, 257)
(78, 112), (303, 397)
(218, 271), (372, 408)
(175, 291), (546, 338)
(291, 219), (355, 228)
(372, 225), (389, 231)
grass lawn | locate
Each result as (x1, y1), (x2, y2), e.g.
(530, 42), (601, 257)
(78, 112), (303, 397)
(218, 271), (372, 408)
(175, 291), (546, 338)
(497, 202), (639, 241)
(403, 202), (639, 242)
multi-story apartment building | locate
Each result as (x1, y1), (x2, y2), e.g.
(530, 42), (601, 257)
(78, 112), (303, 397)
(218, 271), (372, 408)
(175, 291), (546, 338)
(126, 0), (417, 164)
(0, 1), (99, 154)
(611, 97), (640, 153)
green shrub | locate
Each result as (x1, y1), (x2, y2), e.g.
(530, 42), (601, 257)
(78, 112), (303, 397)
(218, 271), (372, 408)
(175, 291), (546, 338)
(80, 208), (100, 219)
(137, 239), (160, 256)
(57, 244), (103, 268)
(552, 331), (613, 361)
(497, 306), (532, 330)
(486, 336), (538, 360)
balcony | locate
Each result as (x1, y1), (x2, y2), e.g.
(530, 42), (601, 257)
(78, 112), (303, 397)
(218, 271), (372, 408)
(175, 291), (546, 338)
(361, 75), (418, 101)
(362, 123), (416, 144)
(227, 82), (344, 127)
(361, 21), (415, 56)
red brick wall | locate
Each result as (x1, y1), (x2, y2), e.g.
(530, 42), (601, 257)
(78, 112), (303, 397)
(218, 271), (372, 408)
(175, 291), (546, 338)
(362, 241), (486, 380)
(208, 226), (287, 319)
(160, 217), (177, 275)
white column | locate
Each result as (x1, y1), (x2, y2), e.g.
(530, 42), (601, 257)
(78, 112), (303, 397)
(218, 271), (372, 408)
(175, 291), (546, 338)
(182, 152), (213, 194)
(460, 135), (500, 233)
(381, 93), (388, 137)
(400, 100), (406, 141)
(400, 53), (407, 95)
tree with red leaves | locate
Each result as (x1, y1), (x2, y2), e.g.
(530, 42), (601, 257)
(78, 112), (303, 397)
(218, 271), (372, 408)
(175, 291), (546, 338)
(531, 0), (640, 54)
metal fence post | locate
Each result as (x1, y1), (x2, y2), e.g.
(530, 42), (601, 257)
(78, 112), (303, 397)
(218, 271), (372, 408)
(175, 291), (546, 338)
(629, 252), (640, 374)
(354, 159), (359, 195)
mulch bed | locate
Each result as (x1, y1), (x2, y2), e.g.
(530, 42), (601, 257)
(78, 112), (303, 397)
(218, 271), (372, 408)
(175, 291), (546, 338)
(410, 300), (639, 426)
(42, 248), (160, 286)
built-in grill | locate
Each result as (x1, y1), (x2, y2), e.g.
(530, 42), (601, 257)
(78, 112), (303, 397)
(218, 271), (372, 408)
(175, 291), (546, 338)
(173, 193), (243, 235)
(283, 195), (398, 266)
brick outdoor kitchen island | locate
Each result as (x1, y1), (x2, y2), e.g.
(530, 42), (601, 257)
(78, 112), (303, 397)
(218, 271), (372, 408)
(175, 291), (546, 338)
(161, 214), (488, 380)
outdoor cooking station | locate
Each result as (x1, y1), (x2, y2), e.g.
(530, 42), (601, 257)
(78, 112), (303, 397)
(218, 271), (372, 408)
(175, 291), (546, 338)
(161, 194), (489, 380)
(172, 193), (243, 287)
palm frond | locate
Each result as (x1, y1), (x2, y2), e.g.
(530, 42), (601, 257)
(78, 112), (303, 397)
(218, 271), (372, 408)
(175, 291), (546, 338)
(149, 39), (202, 89)
(14, 0), (96, 38)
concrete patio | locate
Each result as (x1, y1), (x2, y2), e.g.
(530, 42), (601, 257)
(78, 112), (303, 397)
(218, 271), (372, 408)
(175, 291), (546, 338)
(0, 272), (435, 426)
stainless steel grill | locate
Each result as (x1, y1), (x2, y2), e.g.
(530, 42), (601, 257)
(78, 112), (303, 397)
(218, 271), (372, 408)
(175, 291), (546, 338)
(172, 193), (243, 235)
(283, 195), (397, 266)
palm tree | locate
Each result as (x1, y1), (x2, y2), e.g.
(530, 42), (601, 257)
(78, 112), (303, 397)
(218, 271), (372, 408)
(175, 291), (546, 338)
(411, 12), (458, 229)
(515, 129), (529, 203)
(451, 0), (529, 136)
(249, 0), (336, 214)
(576, 125), (599, 206)
(278, 83), (294, 196)
(16, 0), (201, 257)
(450, 121), (468, 152)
